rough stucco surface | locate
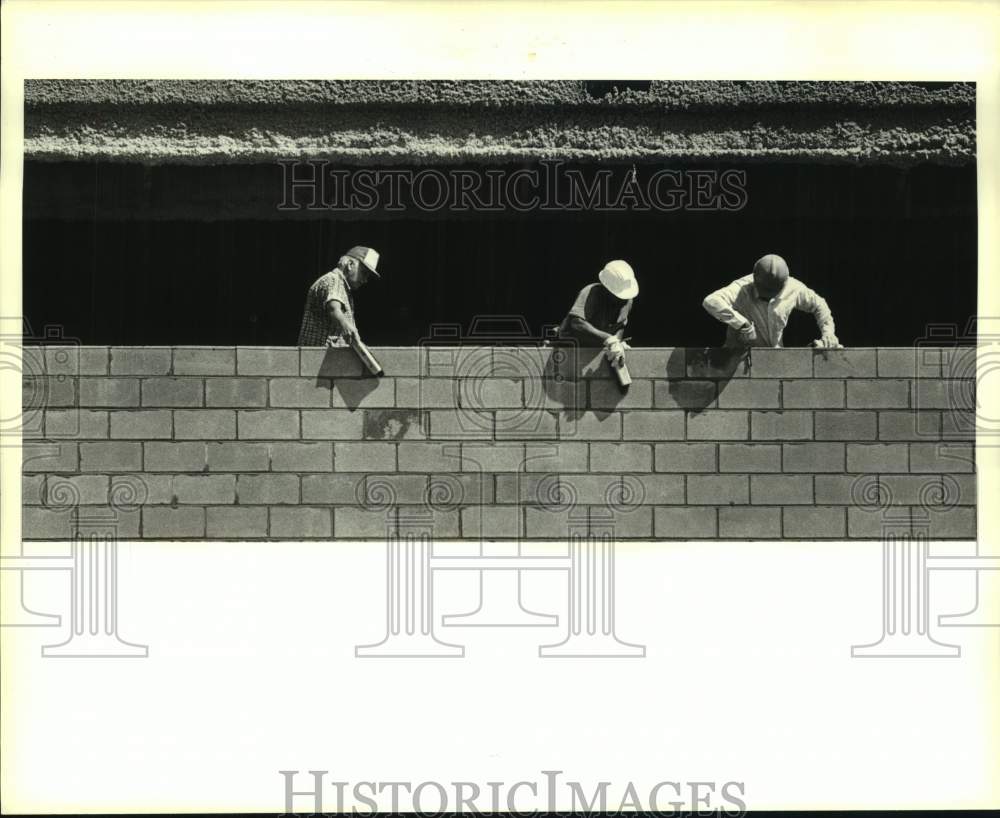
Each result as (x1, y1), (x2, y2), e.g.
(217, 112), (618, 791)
(23, 80), (975, 165)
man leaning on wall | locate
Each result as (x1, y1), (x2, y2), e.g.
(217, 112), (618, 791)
(702, 253), (842, 349)
(297, 246), (381, 347)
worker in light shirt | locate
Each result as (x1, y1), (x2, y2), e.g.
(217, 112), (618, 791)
(702, 254), (842, 348)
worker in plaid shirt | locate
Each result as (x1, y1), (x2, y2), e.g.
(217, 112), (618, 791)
(297, 246), (381, 347)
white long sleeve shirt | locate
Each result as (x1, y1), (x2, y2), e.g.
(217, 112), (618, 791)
(702, 274), (836, 347)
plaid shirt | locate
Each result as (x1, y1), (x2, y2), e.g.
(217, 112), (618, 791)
(297, 268), (355, 346)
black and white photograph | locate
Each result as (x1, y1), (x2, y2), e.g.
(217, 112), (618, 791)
(2, 1), (998, 815)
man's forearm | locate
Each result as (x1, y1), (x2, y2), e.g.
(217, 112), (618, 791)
(702, 293), (749, 330)
(568, 315), (612, 344)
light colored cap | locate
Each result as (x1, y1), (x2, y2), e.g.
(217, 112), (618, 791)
(346, 246), (381, 278)
(598, 259), (638, 299)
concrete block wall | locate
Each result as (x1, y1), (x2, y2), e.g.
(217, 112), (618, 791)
(22, 345), (976, 540)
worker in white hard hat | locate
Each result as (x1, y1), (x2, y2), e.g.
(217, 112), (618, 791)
(702, 253), (842, 348)
(558, 259), (639, 363)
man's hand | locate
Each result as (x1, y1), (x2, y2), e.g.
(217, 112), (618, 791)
(738, 321), (757, 345)
(812, 334), (843, 349)
(603, 336), (631, 365)
(328, 300), (360, 345)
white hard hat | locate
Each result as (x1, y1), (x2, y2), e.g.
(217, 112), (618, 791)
(598, 260), (639, 299)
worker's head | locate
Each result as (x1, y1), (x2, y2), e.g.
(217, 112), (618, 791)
(752, 254), (789, 300)
(340, 246), (381, 289)
(598, 260), (639, 303)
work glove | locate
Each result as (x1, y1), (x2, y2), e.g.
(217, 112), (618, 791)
(604, 336), (631, 364)
(738, 322), (757, 345)
(812, 334), (843, 349)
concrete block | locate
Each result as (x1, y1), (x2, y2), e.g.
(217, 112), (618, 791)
(44, 345), (108, 375)
(335, 442), (396, 471)
(456, 378), (523, 410)
(654, 442), (717, 472)
(589, 443), (652, 472)
(22, 442), (78, 473)
(522, 442), (588, 473)
(301, 347), (364, 378)
(110, 347), (171, 375)
(79, 441), (142, 471)
(301, 474), (367, 505)
(397, 441), (461, 472)
(269, 442), (333, 471)
(877, 475), (941, 505)
(782, 443), (845, 473)
(540, 378), (587, 412)
(143, 507), (206, 538)
(359, 474), (428, 505)
(79, 378), (139, 407)
(495, 408), (559, 440)
(878, 411), (940, 440)
(22, 507), (73, 539)
(301, 410), (364, 440)
(237, 409), (301, 439)
(236, 474), (299, 504)
(685, 347), (750, 379)
(749, 348), (812, 378)
(173, 347), (236, 375)
(815, 475), (860, 504)
(172, 475), (236, 504)
(750, 411), (812, 440)
(624, 349), (684, 378)
(506, 473), (625, 505)
(140, 378), (203, 407)
(814, 411), (877, 440)
(270, 377), (332, 408)
(46, 409), (108, 438)
(877, 348), (940, 378)
(112, 474), (173, 505)
(427, 474), (492, 506)
(848, 507), (896, 538)
(847, 380), (910, 409)
(812, 349), (877, 378)
(330, 377), (396, 409)
(207, 506), (268, 538)
(913, 379), (964, 410)
(142, 442), (206, 472)
(909, 443), (975, 473)
(366, 347), (421, 377)
(109, 410), (172, 439)
(653, 506), (717, 538)
(687, 475), (749, 505)
(44, 474), (109, 506)
(686, 410), (748, 440)
(941, 409), (976, 440)
(22, 474), (45, 504)
(24, 376), (75, 407)
(951, 474), (977, 505)
(717, 379), (780, 408)
(396, 378), (459, 409)
(524, 507), (577, 538)
(270, 506), (333, 538)
(237, 347), (299, 376)
(600, 506), (653, 537)
(629, 474), (685, 505)
(653, 380), (717, 410)
(847, 444), (909, 473)
(720, 444), (781, 472)
(622, 411), (685, 440)
(783, 507), (846, 537)
(428, 409), (493, 439)
(589, 379), (652, 409)
(751, 474), (813, 504)
(719, 507), (781, 538)
(461, 506), (522, 538)
(206, 442), (270, 472)
(461, 443), (527, 472)
(363, 408), (428, 441)
(782, 379), (844, 409)
(205, 378), (267, 407)
(560, 411), (622, 440)
(929, 507), (976, 538)
(174, 409), (236, 440)
(335, 507), (398, 538)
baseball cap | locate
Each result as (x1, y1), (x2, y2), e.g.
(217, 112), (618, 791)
(346, 246), (381, 278)
(752, 254), (789, 297)
(598, 260), (639, 300)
